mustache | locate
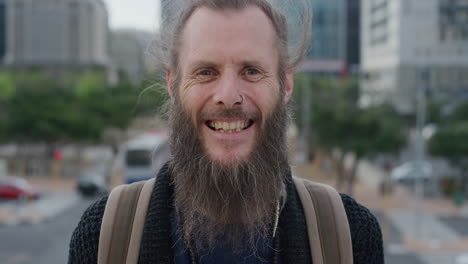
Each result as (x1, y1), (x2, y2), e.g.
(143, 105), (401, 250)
(198, 107), (262, 123)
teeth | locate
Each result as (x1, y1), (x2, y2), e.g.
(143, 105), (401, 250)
(210, 120), (250, 132)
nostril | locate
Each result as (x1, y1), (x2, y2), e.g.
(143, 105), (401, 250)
(238, 94), (244, 104)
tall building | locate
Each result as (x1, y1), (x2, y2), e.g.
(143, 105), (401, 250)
(110, 29), (152, 84)
(307, 0), (347, 61)
(361, 0), (468, 114)
(0, 0), (6, 62)
(347, 0), (361, 73)
(299, 0), (360, 76)
(4, 0), (109, 69)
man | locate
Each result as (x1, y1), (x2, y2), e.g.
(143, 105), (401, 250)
(69, 0), (384, 263)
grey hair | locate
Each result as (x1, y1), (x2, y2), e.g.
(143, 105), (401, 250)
(150, 0), (311, 90)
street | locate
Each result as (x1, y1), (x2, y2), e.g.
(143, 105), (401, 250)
(0, 194), (425, 264)
(374, 211), (426, 264)
(1, 154), (468, 264)
(294, 157), (468, 264)
(0, 197), (96, 264)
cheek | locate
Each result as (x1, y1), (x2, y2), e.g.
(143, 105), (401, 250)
(180, 85), (208, 126)
(248, 80), (281, 115)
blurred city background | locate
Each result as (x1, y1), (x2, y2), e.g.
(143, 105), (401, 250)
(0, 0), (467, 263)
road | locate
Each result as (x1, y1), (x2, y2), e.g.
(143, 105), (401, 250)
(0, 197), (96, 264)
(0, 193), (462, 264)
(373, 211), (426, 264)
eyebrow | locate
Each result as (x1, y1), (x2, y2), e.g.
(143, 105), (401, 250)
(241, 60), (266, 69)
(187, 61), (218, 73)
(187, 60), (267, 72)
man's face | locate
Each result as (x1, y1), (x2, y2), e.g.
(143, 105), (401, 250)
(169, 6), (292, 165)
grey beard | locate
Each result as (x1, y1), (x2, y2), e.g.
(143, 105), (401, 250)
(168, 98), (291, 254)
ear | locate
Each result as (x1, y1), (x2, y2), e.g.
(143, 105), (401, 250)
(166, 69), (174, 99)
(283, 69), (294, 104)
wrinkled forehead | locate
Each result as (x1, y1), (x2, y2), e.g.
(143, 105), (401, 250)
(179, 6), (278, 65)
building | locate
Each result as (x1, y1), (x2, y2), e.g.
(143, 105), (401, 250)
(4, 0), (109, 70)
(347, 0), (361, 74)
(110, 29), (153, 84)
(307, 0), (347, 61)
(0, 0), (6, 62)
(298, 0), (360, 76)
(361, 0), (468, 114)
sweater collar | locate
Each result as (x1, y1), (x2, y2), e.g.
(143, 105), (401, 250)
(138, 163), (312, 264)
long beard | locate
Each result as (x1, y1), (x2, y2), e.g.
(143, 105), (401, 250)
(168, 97), (291, 253)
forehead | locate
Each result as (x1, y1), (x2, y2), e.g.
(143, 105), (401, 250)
(180, 6), (278, 68)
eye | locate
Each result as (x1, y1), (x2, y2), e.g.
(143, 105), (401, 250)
(195, 69), (218, 82)
(246, 69), (259, 75)
(199, 70), (214, 76)
(243, 68), (264, 82)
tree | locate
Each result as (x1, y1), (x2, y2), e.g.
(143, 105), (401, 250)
(1, 71), (167, 143)
(0, 73), (15, 100)
(450, 101), (468, 122)
(0, 73), (16, 141)
(74, 72), (106, 99)
(429, 122), (468, 194)
(342, 105), (406, 194)
(294, 75), (406, 195)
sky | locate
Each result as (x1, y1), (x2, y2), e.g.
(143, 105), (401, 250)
(103, 0), (160, 32)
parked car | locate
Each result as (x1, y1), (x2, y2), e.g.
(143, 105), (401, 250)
(391, 161), (433, 184)
(0, 176), (40, 200)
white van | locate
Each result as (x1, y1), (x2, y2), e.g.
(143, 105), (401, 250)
(121, 131), (170, 184)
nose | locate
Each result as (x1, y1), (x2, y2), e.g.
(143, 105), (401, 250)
(212, 71), (243, 108)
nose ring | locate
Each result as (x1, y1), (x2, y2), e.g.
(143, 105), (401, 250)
(239, 94), (244, 104)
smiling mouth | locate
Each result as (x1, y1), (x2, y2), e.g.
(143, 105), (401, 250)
(206, 120), (254, 133)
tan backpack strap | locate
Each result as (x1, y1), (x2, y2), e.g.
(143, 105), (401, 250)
(98, 180), (146, 264)
(293, 177), (324, 264)
(293, 176), (353, 264)
(126, 178), (156, 263)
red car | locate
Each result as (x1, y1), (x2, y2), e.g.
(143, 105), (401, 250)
(0, 176), (40, 200)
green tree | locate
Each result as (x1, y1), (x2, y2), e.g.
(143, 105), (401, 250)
(342, 105), (406, 194)
(13, 71), (57, 92)
(429, 122), (468, 193)
(0, 73), (15, 100)
(2, 70), (167, 143)
(74, 72), (106, 99)
(427, 100), (443, 124)
(295, 75), (406, 194)
(0, 73), (16, 141)
(450, 101), (468, 122)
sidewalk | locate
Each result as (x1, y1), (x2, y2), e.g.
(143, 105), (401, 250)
(0, 178), (79, 226)
(292, 154), (468, 264)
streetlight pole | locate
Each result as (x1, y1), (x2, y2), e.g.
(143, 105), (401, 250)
(414, 68), (428, 238)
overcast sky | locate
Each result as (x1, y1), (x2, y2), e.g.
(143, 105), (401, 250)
(103, 0), (160, 32)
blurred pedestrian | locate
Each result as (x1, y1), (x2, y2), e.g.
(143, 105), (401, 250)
(68, 1), (383, 263)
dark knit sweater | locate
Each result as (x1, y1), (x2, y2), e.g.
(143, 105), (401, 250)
(68, 164), (384, 264)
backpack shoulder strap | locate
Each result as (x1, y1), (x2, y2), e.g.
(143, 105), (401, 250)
(98, 178), (156, 264)
(127, 178), (156, 263)
(292, 176), (353, 264)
